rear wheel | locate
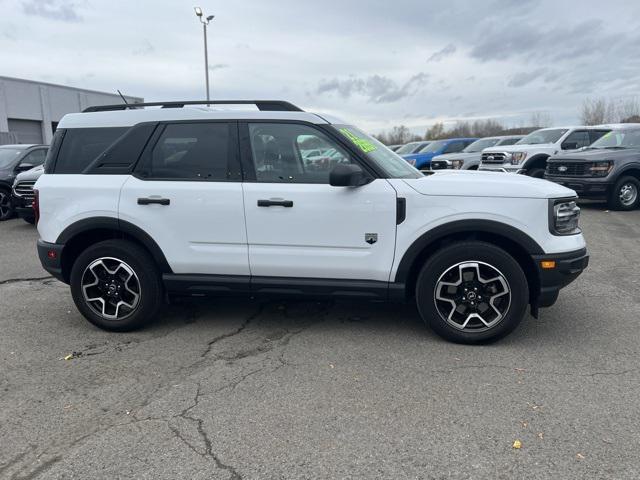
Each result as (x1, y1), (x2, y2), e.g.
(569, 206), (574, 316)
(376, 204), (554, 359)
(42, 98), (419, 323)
(70, 240), (163, 331)
(0, 189), (14, 221)
(416, 241), (528, 344)
(608, 176), (639, 211)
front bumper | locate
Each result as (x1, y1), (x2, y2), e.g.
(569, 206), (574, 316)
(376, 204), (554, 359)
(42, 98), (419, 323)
(37, 240), (66, 282)
(11, 193), (35, 219)
(479, 164), (525, 174)
(530, 247), (589, 314)
(544, 175), (612, 199)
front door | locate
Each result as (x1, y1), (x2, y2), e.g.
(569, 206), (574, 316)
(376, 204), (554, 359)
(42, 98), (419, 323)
(241, 122), (397, 282)
(120, 121), (249, 276)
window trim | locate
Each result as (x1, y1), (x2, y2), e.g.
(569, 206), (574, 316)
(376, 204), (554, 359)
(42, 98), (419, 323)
(238, 120), (383, 184)
(133, 120), (243, 183)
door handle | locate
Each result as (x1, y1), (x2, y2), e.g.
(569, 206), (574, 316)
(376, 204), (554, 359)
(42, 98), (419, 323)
(138, 197), (170, 206)
(257, 199), (293, 207)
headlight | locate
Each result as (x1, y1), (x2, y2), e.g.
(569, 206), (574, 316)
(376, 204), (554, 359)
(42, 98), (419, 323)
(451, 159), (464, 169)
(588, 161), (613, 177)
(550, 199), (581, 235)
(511, 152), (528, 165)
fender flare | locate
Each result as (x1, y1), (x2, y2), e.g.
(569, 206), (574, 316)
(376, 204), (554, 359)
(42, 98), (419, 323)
(523, 154), (550, 170)
(56, 216), (172, 273)
(394, 219), (544, 283)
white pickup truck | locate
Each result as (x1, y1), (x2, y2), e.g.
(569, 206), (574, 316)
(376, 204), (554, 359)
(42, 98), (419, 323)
(479, 126), (611, 177)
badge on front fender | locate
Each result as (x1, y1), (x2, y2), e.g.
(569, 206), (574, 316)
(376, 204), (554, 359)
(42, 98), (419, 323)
(365, 233), (378, 245)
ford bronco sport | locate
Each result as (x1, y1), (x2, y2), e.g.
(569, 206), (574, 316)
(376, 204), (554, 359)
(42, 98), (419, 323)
(35, 100), (588, 344)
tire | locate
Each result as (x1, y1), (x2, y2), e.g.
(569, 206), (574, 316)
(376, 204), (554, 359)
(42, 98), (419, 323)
(0, 188), (14, 221)
(608, 176), (640, 211)
(70, 240), (163, 331)
(415, 241), (528, 344)
(527, 168), (545, 179)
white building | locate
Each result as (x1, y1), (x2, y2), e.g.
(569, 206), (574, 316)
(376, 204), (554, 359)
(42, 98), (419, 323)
(0, 76), (142, 145)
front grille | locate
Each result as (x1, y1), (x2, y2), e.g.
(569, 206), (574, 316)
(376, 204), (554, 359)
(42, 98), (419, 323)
(13, 181), (36, 200)
(546, 162), (587, 177)
(430, 160), (449, 170)
(481, 152), (507, 164)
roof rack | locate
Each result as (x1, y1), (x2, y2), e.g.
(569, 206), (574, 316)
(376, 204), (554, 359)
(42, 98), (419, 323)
(83, 100), (303, 113)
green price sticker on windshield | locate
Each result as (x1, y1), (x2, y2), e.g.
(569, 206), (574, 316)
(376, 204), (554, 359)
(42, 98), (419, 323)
(340, 128), (377, 154)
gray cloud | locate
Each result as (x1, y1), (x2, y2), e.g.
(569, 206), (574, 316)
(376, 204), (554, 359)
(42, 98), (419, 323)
(508, 68), (547, 88)
(209, 64), (229, 72)
(22, 0), (81, 22)
(317, 73), (428, 103)
(428, 44), (456, 62)
(132, 40), (155, 56)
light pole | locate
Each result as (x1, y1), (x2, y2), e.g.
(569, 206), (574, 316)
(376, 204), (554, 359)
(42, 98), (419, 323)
(194, 7), (215, 102)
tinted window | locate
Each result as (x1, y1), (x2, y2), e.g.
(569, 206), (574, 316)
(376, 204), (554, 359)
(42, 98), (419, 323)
(444, 141), (466, 154)
(498, 137), (521, 146)
(144, 123), (239, 181)
(21, 149), (47, 166)
(0, 148), (25, 168)
(55, 127), (128, 173)
(249, 123), (355, 184)
(589, 130), (610, 144)
(516, 129), (568, 145)
(562, 130), (590, 150)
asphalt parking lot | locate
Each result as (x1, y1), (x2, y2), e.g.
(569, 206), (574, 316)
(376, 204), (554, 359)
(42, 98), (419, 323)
(1, 204), (639, 479)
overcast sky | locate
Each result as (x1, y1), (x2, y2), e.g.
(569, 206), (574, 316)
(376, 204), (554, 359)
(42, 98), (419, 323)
(1, 0), (640, 133)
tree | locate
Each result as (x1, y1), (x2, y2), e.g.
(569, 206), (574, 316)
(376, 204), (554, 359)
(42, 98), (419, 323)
(580, 98), (616, 125)
(425, 122), (446, 140)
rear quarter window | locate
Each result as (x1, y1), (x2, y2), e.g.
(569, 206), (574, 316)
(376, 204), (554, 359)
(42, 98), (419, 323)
(53, 127), (128, 174)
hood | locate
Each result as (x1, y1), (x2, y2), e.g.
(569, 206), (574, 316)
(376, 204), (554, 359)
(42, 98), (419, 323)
(403, 170), (575, 199)
(15, 165), (45, 182)
(483, 143), (555, 154)
(0, 167), (16, 183)
(432, 152), (481, 162)
(548, 148), (640, 162)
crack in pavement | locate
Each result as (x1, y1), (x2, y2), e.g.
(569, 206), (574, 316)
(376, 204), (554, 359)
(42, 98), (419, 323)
(0, 276), (53, 286)
(176, 383), (243, 479)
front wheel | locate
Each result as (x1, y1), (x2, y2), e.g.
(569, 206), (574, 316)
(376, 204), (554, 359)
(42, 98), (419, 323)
(416, 241), (529, 344)
(70, 240), (163, 331)
(608, 176), (640, 211)
(0, 189), (14, 221)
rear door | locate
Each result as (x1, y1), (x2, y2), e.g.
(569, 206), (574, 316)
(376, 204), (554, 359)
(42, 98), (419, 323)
(240, 122), (397, 282)
(119, 121), (249, 275)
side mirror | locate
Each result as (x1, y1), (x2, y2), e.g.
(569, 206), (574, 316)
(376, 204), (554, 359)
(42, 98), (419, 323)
(562, 142), (578, 150)
(16, 163), (34, 172)
(329, 164), (370, 187)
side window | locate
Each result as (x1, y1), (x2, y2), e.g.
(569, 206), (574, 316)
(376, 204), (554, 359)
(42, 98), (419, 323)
(21, 149), (47, 166)
(143, 123), (240, 181)
(499, 138), (520, 146)
(589, 130), (609, 144)
(443, 141), (464, 154)
(562, 130), (590, 150)
(54, 127), (128, 173)
(248, 123), (354, 184)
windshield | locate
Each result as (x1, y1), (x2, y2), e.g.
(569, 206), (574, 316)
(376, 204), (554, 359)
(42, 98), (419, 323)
(395, 142), (422, 154)
(337, 125), (422, 179)
(463, 138), (500, 153)
(589, 129), (640, 149)
(0, 148), (24, 168)
(516, 129), (568, 145)
(418, 140), (447, 153)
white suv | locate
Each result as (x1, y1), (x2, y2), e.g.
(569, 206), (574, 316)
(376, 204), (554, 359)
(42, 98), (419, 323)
(479, 126), (611, 177)
(35, 100), (588, 344)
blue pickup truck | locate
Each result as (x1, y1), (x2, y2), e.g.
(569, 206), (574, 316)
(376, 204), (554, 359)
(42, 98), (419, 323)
(402, 138), (477, 170)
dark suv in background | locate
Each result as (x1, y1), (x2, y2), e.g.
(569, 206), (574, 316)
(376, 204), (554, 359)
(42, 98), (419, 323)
(545, 124), (640, 210)
(0, 144), (48, 220)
